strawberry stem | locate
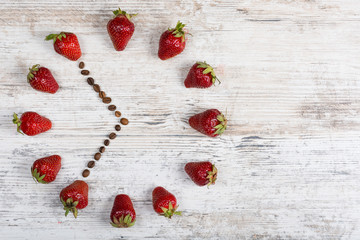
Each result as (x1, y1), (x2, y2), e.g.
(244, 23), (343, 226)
(169, 21), (186, 42)
(113, 8), (137, 20)
(196, 61), (221, 85)
(45, 32), (67, 43)
(160, 202), (181, 218)
(12, 113), (24, 135)
(111, 214), (135, 228)
(206, 165), (218, 187)
(213, 113), (227, 136)
(61, 197), (79, 218)
(27, 64), (40, 82)
(31, 167), (47, 184)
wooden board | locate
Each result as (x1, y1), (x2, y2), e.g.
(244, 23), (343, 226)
(0, 0), (359, 239)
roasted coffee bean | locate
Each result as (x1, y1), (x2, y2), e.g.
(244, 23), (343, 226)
(102, 97), (112, 104)
(82, 169), (90, 177)
(115, 111), (121, 117)
(79, 61), (85, 69)
(93, 84), (100, 92)
(120, 118), (129, 125)
(99, 146), (105, 153)
(81, 70), (90, 75)
(108, 105), (116, 111)
(104, 139), (110, 146)
(94, 152), (101, 160)
(87, 77), (94, 85)
(115, 125), (121, 131)
(109, 132), (116, 139)
(99, 91), (106, 98)
(87, 161), (95, 168)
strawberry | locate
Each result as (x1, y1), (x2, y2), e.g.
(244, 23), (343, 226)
(189, 109), (227, 137)
(184, 62), (220, 88)
(27, 64), (59, 94)
(31, 155), (61, 184)
(158, 21), (187, 60)
(45, 32), (82, 61)
(185, 161), (217, 186)
(60, 180), (88, 218)
(110, 194), (136, 228)
(12, 112), (52, 136)
(152, 186), (181, 218)
(107, 8), (136, 51)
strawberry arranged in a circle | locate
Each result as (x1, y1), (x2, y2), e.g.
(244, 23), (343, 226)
(110, 194), (136, 228)
(152, 186), (181, 218)
(13, 112), (52, 136)
(158, 21), (187, 60)
(45, 32), (82, 61)
(27, 64), (59, 94)
(185, 161), (217, 187)
(60, 180), (88, 218)
(189, 109), (227, 137)
(107, 8), (136, 51)
(184, 62), (220, 88)
(31, 155), (61, 184)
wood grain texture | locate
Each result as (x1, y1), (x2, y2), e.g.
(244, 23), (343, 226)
(0, 0), (360, 239)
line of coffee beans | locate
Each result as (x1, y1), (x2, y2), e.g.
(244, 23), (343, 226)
(78, 61), (129, 178)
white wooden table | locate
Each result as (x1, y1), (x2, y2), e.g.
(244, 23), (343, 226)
(1, 0), (359, 239)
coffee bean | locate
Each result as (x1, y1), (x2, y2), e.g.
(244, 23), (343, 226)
(109, 132), (116, 139)
(99, 146), (105, 153)
(104, 139), (110, 146)
(93, 84), (100, 92)
(99, 91), (106, 98)
(87, 161), (95, 168)
(94, 152), (101, 160)
(102, 97), (112, 104)
(79, 61), (85, 69)
(115, 111), (121, 117)
(120, 118), (129, 125)
(108, 105), (116, 111)
(115, 125), (121, 131)
(81, 70), (90, 75)
(82, 169), (90, 177)
(87, 77), (94, 85)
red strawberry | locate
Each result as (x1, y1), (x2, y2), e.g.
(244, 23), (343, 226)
(107, 8), (136, 51)
(60, 180), (88, 218)
(152, 186), (181, 218)
(189, 109), (227, 137)
(184, 62), (220, 88)
(12, 112), (52, 136)
(110, 194), (136, 228)
(27, 64), (59, 94)
(31, 155), (61, 184)
(158, 21), (187, 60)
(185, 161), (217, 187)
(45, 32), (82, 61)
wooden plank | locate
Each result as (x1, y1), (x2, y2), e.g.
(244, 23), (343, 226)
(0, 0), (359, 239)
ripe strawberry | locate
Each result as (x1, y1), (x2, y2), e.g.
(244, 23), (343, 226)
(185, 161), (217, 187)
(60, 180), (88, 218)
(31, 155), (61, 184)
(12, 112), (52, 136)
(184, 62), (220, 88)
(152, 186), (181, 218)
(107, 8), (136, 51)
(189, 109), (227, 137)
(45, 32), (82, 61)
(27, 64), (59, 94)
(110, 194), (136, 228)
(158, 21), (187, 60)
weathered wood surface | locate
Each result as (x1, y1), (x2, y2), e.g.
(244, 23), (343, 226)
(0, 0), (360, 239)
